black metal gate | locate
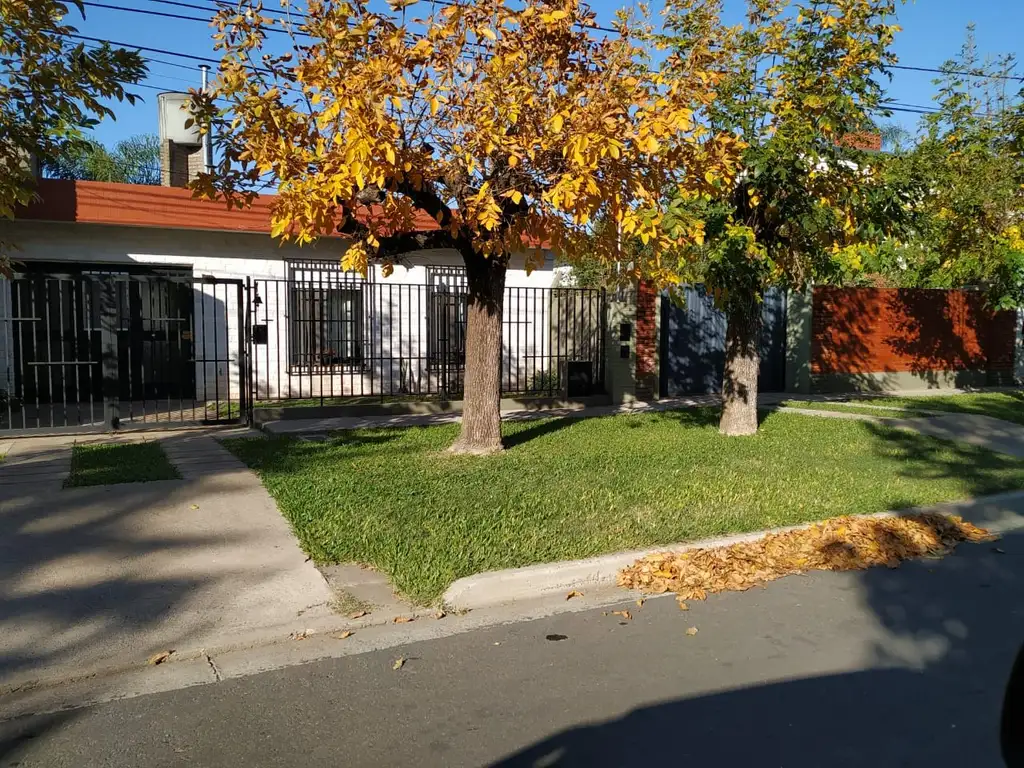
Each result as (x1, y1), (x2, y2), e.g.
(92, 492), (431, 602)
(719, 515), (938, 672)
(0, 269), (246, 433)
(659, 286), (788, 396)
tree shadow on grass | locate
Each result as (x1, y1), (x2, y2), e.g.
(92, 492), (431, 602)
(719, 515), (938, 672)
(494, 520), (1024, 767)
(502, 417), (581, 449)
(861, 420), (1024, 498)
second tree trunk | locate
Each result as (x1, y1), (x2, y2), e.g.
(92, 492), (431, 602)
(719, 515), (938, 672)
(719, 300), (761, 437)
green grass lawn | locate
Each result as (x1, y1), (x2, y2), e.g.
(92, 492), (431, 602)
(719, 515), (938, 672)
(65, 442), (181, 488)
(223, 408), (1024, 604)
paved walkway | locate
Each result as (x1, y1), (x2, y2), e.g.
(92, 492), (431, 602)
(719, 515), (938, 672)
(259, 388), (1020, 435)
(0, 428), (337, 693)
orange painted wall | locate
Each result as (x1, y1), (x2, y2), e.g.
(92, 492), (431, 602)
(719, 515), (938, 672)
(811, 287), (1016, 375)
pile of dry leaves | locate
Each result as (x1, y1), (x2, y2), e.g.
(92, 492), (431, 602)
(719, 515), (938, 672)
(618, 513), (996, 601)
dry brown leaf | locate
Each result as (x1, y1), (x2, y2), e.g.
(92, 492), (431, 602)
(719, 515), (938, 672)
(147, 650), (174, 666)
(635, 598), (646, 608)
(392, 657), (406, 670)
(677, 600), (689, 611)
(393, 616), (414, 624)
(349, 610), (368, 619)
(619, 514), (994, 604)
(685, 627), (698, 636)
(334, 630), (354, 640)
(435, 610), (447, 619)
(611, 610), (632, 621)
(566, 590), (583, 600)
(190, 504), (199, 510)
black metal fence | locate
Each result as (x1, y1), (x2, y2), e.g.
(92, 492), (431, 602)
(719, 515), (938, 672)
(0, 270), (606, 433)
(0, 269), (245, 434)
(248, 278), (606, 406)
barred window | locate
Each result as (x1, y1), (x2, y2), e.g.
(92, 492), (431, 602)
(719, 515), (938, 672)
(287, 261), (365, 369)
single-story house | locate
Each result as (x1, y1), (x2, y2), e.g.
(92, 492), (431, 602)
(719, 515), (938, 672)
(1, 161), (604, 431)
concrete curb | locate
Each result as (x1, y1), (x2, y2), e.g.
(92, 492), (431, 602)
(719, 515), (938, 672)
(441, 490), (1024, 611)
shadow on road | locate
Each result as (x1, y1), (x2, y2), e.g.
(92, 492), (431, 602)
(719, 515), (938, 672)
(495, 526), (1024, 767)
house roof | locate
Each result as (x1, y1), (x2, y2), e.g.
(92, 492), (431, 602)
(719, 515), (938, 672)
(16, 179), (443, 237)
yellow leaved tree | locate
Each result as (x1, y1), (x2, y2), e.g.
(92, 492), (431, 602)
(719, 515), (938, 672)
(191, 0), (738, 453)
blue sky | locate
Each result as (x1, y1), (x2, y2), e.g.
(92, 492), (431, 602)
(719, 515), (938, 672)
(77, 0), (1024, 148)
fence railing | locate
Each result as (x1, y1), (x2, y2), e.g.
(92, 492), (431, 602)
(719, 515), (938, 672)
(248, 279), (606, 407)
(0, 272), (244, 433)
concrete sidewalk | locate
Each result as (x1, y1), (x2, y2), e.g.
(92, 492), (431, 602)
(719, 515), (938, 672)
(0, 430), (337, 693)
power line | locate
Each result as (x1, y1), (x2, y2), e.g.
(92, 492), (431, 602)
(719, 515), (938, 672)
(112, 0), (1024, 86)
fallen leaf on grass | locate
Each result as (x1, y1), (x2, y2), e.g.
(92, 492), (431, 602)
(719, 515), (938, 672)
(685, 627), (698, 637)
(566, 590), (583, 600)
(349, 610), (368, 619)
(392, 657), (406, 670)
(393, 616), (414, 624)
(334, 630), (354, 640)
(619, 513), (995, 602)
(147, 650), (174, 666)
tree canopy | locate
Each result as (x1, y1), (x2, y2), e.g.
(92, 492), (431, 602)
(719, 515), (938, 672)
(44, 134), (161, 185)
(0, 1), (146, 228)
(193, 0), (740, 452)
(658, 0), (904, 435)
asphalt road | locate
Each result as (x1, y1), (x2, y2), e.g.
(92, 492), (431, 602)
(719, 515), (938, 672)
(3, 528), (1023, 768)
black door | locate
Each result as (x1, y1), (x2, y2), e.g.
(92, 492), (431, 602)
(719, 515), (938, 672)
(116, 277), (196, 401)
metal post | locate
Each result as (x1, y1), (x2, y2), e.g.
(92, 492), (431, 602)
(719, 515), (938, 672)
(199, 65), (214, 173)
(99, 278), (119, 431)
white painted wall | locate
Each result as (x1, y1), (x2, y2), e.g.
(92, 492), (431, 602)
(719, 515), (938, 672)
(0, 221), (560, 405)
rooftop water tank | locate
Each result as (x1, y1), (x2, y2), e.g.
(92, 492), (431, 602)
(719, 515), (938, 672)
(158, 92), (202, 146)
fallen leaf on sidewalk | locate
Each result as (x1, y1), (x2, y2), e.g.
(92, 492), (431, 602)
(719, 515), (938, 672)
(611, 610), (632, 621)
(685, 627), (698, 637)
(392, 657), (406, 670)
(435, 610), (447, 620)
(619, 513), (995, 602)
(349, 610), (368, 619)
(334, 630), (354, 640)
(147, 650), (174, 666)
(566, 590), (583, 600)
(677, 599), (689, 611)
(635, 598), (645, 608)
(393, 616), (414, 624)
(289, 629), (314, 641)
(190, 504), (199, 510)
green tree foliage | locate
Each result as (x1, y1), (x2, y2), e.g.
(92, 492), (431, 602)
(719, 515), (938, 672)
(660, 0), (904, 435)
(44, 134), (161, 185)
(836, 29), (1024, 309)
(0, 0), (146, 260)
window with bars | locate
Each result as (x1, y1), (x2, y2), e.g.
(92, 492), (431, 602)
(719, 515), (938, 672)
(287, 262), (365, 369)
(426, 266), (468, 367)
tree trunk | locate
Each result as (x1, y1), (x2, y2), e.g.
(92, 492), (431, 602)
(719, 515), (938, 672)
(719, 298), (762, 437)
(449, 252), (507, 455)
